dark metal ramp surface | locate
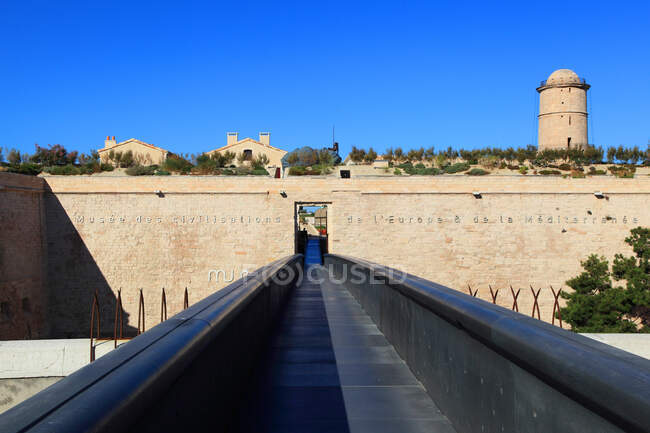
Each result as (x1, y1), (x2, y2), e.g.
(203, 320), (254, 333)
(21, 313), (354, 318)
(5, 248), (648, 433)
(238, 238), (455, 433)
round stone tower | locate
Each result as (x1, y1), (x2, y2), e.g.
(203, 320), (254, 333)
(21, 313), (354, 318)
(537, 69), (590, 150)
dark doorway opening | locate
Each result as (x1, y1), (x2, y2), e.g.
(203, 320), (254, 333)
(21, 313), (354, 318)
(294, 202), (330, 257)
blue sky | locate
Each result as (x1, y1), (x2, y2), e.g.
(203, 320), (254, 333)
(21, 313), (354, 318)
(1, 0), (648, 159)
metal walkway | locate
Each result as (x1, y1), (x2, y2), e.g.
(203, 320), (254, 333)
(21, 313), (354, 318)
(6, 245), (648, 432)
(239, 238), (455, 432)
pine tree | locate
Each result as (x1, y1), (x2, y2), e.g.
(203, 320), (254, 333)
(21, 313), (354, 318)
(612, 227), (650, 329)
(560, 227), (650, 332)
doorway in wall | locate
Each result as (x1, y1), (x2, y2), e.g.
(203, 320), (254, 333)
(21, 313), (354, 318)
(294, 202), (330, 256)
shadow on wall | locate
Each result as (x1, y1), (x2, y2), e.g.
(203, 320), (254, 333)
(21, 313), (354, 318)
(0, 186), (48, 340)
(44, 187), (136, 338)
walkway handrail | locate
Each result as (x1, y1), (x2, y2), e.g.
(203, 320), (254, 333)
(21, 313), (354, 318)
(325, 254), (650, 433)
(0, 254), (303, 433)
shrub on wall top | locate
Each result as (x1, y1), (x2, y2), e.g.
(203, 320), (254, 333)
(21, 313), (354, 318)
(163, 155), (193, 173)
(466, 168), (489, 176)
(126, 165), (157, 176)
(444, 162), (470, 174)
(538, 169), (562, 176)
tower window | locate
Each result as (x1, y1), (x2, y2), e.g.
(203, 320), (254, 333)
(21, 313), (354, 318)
(567, 137), (572, 149)
(569, 116), (571, 125)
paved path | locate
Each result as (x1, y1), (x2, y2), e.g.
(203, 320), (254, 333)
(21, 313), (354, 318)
(239, 238), (455, 432)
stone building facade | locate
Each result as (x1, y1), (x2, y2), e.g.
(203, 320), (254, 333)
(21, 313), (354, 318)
(98, 137), (169, 166)
(537, 69), (590, 151)
(207, 132), (287, 175)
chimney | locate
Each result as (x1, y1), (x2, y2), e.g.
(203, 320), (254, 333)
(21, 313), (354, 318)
(259, 132), (270, 145)
(227, 132), (239, 146)
(105, 135), (116, 148)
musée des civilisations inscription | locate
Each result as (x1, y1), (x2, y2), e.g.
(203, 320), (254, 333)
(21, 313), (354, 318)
(71, 213), (641, 226)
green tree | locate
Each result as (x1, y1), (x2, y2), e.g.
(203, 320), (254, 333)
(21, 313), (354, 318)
(349, 146), (366, 163)
(252, 153), (269, 169)
(393, 147), (404, 163)
(382, 148), (394, 163)
(612, 227), (650, 328)
(8, 148), (22, 165)
(220, 151), (236, 166)
(364, 147), (377, 163)
(120, 150), (134, 168)
(607, 147), (616, 163)
(31, 144), (77, 166)
(630, 146), (641, 165)
(560, 227), (650, 332)
(424, 147), (435, 162)
(615, 145), (628, 164)
(434, 153), (448, 168)
(318, 149), (333, 166)
(113, 151), (123, 167)
(443, 146), (458, 159)
(287, 153), (299, 165)
(163, 154), (193, 173)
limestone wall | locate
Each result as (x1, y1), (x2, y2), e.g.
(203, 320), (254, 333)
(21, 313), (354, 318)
(2, 174), (649, 338)
(43, 177), (293, 337)
(0, 174), (48, 339)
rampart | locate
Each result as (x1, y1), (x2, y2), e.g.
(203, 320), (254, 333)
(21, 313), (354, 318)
(1, 173), (648, 337)
(0, 175), (48, 339)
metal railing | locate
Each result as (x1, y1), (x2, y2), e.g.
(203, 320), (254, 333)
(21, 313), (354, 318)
(539, 77), (588, 87)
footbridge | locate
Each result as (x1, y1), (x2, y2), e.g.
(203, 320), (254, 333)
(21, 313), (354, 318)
(2, 238), (650, 433)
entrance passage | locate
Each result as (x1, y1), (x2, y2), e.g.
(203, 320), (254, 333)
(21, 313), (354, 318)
(295, 202), (329, 256)
(238, 238), (455, 432)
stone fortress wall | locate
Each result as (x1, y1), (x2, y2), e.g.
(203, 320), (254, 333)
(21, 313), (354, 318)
(0, 174), (48, 339)
(1, 173), (649, 338)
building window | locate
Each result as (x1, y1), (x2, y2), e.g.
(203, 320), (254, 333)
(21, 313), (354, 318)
(569, 116), (571, 125)
(243, 149), (253, 161)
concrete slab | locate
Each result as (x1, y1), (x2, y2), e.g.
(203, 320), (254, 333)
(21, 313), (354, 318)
(0, 339), (127, 379)
(581, 334), (650, 359)
(0, 338), (127, 414)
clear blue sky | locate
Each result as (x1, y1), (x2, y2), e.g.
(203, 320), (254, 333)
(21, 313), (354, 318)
(1, 0), (648, 159)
